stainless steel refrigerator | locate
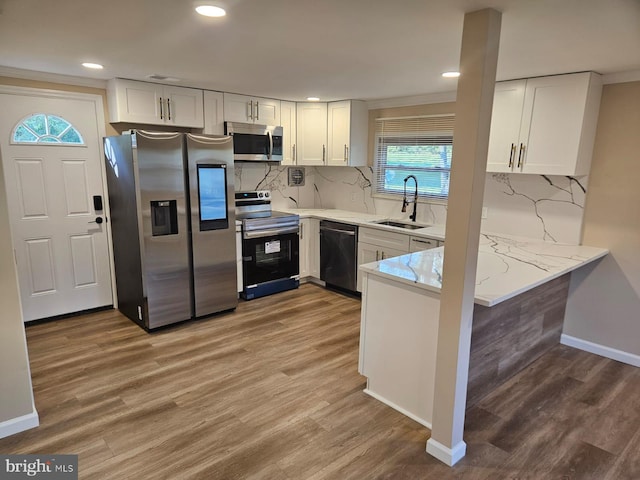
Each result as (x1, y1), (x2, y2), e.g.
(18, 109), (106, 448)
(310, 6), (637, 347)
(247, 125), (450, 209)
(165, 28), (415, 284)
(104, 131), (237, 330)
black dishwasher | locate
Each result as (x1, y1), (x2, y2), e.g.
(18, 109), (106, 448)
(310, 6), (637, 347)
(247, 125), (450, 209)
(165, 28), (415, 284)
(319, 220), (358, 292)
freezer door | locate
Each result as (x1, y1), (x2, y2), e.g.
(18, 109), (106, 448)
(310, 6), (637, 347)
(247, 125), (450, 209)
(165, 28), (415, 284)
(104, 134), (145, 328)
(186, 133), (238, 317)
(135, 131), (192, 328)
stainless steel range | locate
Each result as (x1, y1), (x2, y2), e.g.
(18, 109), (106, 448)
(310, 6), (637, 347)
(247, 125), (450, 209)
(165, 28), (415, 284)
(236, 190), (300, 300)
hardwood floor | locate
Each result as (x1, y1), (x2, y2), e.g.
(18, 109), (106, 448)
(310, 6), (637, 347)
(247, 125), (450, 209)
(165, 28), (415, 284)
(1, 283), (639, 479)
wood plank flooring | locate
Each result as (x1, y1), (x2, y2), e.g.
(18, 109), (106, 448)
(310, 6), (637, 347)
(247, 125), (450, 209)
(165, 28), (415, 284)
(1, 283), (639, 479)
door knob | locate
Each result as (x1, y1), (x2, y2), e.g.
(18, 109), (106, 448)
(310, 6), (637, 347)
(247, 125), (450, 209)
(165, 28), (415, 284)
(88, 217), (104, 224)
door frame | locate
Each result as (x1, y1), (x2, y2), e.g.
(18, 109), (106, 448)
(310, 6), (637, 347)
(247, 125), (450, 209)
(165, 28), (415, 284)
(0, 84), (118, 312)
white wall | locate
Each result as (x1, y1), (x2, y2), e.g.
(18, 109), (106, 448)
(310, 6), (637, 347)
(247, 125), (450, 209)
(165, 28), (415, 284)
(564, 81), (640, 362)
(0, 148), (38, 436)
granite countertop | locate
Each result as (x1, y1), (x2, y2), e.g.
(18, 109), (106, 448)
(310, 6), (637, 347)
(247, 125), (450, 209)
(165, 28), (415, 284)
(360, 232), (608, 307)
(276, 208), (446, 241)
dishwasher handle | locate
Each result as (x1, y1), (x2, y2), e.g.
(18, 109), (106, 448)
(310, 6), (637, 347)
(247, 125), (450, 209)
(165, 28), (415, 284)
(320, 226), (356, 236)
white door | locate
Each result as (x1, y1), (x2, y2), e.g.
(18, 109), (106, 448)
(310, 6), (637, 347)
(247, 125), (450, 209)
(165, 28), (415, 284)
(296, 102), (327, 165)
(327, 100), (351, 165)
(486, 80), (526, 173)
(164, 85), (204, 128)
(518, 74), (589, 175)
(0, 88), (112, 321)
(280, 101), (297, 165)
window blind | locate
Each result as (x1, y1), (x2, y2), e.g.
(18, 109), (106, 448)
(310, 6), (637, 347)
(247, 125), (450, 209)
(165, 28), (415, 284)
(374, 114), (455, 200)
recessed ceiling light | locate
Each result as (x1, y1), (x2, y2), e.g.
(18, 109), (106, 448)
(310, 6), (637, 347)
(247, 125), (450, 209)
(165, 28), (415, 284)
(195, 5), (226, 17)
(82, 62), (104, 70)
(442, 71), (460, 78)
(306, 97), (320, 102)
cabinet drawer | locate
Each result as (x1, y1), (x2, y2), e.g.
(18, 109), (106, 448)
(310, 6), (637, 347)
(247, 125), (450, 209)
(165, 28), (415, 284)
(359, 227), (410, 251)
(409, 236), (439, 252)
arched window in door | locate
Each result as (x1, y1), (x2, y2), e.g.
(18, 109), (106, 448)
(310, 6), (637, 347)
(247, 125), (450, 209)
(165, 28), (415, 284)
(11, 113), (85, 145)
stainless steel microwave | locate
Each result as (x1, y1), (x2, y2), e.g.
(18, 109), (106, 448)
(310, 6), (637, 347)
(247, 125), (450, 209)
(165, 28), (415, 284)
(224, 122), (283, 162)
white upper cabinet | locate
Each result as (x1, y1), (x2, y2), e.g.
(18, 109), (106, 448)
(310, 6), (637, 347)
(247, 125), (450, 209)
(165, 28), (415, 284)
(202, 90), (225, 135)
(296, 102), (328, 165)
(107, 78), (204, 128)
(486, 81), (526, 173)
(280, 101), (297, 165)
(487, 72), (602, 176)
(223, 93), (280, 125)
(327, 100), (368, 166)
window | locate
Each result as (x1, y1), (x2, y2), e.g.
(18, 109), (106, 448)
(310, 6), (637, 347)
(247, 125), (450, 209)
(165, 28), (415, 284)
(12, 113), (85, 145)
(374, 114), (454, 200)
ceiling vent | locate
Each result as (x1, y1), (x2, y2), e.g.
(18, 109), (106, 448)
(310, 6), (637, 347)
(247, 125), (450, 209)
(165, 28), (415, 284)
(147, 74), (180, 82)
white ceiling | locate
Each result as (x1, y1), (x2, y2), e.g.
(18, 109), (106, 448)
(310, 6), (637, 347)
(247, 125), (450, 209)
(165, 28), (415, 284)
(1, 0), (639, 102)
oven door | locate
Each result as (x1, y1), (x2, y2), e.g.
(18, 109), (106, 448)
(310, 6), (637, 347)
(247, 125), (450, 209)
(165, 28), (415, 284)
(242, 227), (299, 298)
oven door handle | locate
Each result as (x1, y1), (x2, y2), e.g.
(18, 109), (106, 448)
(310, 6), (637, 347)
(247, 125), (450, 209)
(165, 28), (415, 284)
(243, 225), (299, 239)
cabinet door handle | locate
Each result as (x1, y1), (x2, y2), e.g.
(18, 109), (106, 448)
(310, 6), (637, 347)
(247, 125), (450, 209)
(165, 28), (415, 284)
(322, 144), (326, 163)
(375, 250), (379, 261)
(412, 238), (434, 245)
(517, 143), (525, 168)
(159, 97), (164, 119)
(344, 144), (348, 162)
(167, 98), (171, 120)
(508, 143), (515, 168)
(293, 144), (297, 163)
(248, 100), (253, 120)
(300, 222), (303, 240)
(255, 101), (259, 121)
(381, 251), (385, 260)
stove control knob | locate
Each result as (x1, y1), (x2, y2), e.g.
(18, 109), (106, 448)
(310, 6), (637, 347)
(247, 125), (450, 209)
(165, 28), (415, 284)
(258, 192), (264, 198)
(265, 192), (270, 198)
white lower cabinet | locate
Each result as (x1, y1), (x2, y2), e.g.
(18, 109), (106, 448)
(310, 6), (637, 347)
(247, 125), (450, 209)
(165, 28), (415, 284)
(299, 218), (320, 280)
(409, 236), (439, 252)
(298, 221), (441, 291)
(357, 227), (410, 292)
(357, 227), (441, 291)
(359, 272), (440, 427)
(235, 224), (243, 294)
(299, 218), (310, 278)
(357, 243), (407, 292)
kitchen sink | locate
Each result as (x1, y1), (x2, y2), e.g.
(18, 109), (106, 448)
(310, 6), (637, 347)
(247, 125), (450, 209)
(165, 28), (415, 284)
(372, 220), (426, 230)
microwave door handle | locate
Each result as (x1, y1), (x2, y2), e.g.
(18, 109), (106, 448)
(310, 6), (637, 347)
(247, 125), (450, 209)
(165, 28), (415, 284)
(267, 131), (273, 160)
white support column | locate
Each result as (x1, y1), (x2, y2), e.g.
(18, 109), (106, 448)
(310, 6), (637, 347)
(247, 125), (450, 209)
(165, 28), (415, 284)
(426, 8), (501, 466)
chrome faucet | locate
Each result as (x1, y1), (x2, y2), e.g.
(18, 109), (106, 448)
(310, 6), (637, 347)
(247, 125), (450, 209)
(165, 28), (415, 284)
(401, 175), (418, 222)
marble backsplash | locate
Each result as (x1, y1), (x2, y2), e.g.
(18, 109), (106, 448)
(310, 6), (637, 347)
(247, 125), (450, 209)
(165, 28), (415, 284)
(234, 162), (315, 210)
(235, 163), (588, 244)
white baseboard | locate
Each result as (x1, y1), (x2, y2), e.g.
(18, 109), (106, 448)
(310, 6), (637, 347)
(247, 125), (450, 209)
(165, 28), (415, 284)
(363, 388), (432, 429)
(426, 437), (467, 466)
(0, 411), (39, 440)
(561, 334), (640, 368)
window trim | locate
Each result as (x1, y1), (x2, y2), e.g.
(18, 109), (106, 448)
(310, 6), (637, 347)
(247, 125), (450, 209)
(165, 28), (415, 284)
(373, 114), (455, 201)
(11, 113), (86, 146)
